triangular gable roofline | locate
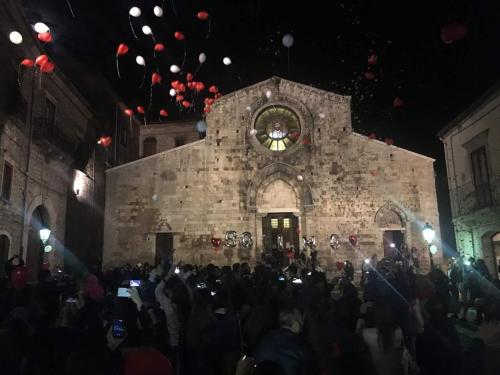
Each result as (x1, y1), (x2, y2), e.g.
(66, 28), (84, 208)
(212, 76), (350, 107)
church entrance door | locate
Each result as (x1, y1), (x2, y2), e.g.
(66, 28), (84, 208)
(383, 230), (405, 259)
(262, 213), (299, 254)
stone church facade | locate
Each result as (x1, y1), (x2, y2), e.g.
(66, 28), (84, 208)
(103, 77), (441, 273)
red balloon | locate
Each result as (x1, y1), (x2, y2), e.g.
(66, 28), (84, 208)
(302, 136), (311, 145)
(20, 58), (34, 67)
(441, 23), (468, 44)
(335, 262), (344, 271)
(151, 72), (162, 85)
(364, 71), (375, 80)
(393, 97), (404, 108)
(181, 100), (191, 108)
(124, 108), (133, 117)
(385, 138), (395, 146)
(11, 266), (30, 289)
(209, 85), (218, 93)
(176, 94), (184, 102)
(368, 133), (376, 140)
(211, 237), (222, 248)
(159, 109), (168, 118)
(137, 106), (145, 114)
(37, 32), (53, 43)
(40, 61), (55, 73)
(203, 106), (211, 114)
(177, 83), (186, 92)
(195, 82), (205, 92)
(204, 97), (214, 106)
(214, 92), (222, 100)
(154, 43), (165, 52)
(187, 82), (196, 90)
(98, 136), (112, 148)
(290, 131), (300, 139)
(197, 11), (209, 21)
(186, 72), (193, 82)
(174, 31), (185, 41)
(35, 54), (49, 66)
(116, 43), (129, 56)
(367, 53), (377, 65)
(349, 235), (357, 247)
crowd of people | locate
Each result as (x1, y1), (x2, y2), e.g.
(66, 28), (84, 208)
(1, 250), (500, 375)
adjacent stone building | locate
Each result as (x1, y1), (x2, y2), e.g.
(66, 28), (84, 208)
(439, 83), (500, 278)
(103, 77), (441, 273)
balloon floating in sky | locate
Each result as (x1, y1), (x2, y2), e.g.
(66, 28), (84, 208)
(223, 57), (232, 66)
(393, 97), (404, 108)
(136, 55), (146, 66)
(319, 113), (325, 119)
(265, 90), (272, 99)
(196, 120), (207, 133)
(151, 72), (161, 85)
(385, 138), (395, 146)
(249, 129), (258, 136)
(136, 106), (145, 114)
(153, 6), (163, 17)
(159, 109), (168, 117)
(9, 31), (23, 44)
(368, 53), (378, 65)
(37, 32), (52, 43)
(174, 31), (185, 41)
(142, 25), (153, 35)
(364, 71), (375, 80)
(197, 11), (209, 21)
(35, 54), (49, 66)
(440, 22), (467, 44)
(115, 43), (129, 79)
(170, 65), (181, 73)
(20, 58), (34, 67)
(124, 108), (133, 117)
(98, 136), (112, 148)
(40, 60), (55, 73)
(282, 33), (294, 48)
(129, 7), (141, 17)
(154, 43), (165, 52)
(169, 88), (176, 97)
(199, 53), (207, 64)
(33, 22), (50, 33)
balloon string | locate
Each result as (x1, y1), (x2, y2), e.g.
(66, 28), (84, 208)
(65, 0), (76, 18)
(17, 65), (22, 87)
(116, 57), (121, 79)
(181, 43), (187, 68)
(149, 84), (153, 109)
(128, 15), (138, 39)
(143, 115), (148, 127)
(206, 17), (211, 39)
(193, 63), (202, 78)
(171, 0), (177, 17)
(139, 68), (146, 88)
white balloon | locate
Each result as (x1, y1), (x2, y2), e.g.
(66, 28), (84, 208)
(135, 55), (146, 66)
(246, 106), (252, 111)
(249, 129), (258, 136)
(33, 22), (50, 33)
(222, 57), (232, 66)
(198, 52), (207, 63)
(297, 175), (303, 181)
(282, 33), (294, 48)
(170, 65), (181, 73)
(153, 6), (163, 17)
(152, 194), (159, 202)
(319, 113), (325, 119)
(129, 7), (141, 17)
(265, 90), (273, 99)
(9, 31), (23, 45)
(169, 88), (177, 96)
(142, 25), (152, 35)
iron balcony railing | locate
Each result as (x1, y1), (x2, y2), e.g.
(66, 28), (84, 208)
(450, 175), (500, 218)
(32, 117), (77, 157)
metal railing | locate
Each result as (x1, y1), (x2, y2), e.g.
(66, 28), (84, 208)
(32, 117), (77, 156)
(450, 175), (500, 218)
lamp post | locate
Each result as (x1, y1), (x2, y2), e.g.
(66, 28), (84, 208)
(422, 222), (436, 269)
(39, 228), (51, 273)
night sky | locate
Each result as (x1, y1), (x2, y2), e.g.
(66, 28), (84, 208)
(19, 0), (500, 250)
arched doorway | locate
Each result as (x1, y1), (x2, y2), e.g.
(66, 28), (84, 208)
(0, 234), (10, 277)
(375, 204), (406, 258)
(26, 206), (50, 280)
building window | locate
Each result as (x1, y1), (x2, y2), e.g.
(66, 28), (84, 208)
(44, 98), (56, 136)
(254, 106), (301, 152)
(175, 138), (186, 147)
(1, 162), (13, 202)
(143, 137), (157, 157)
(283, 218), (291, 228)
(271, 218), (278, 229)
(470, 146), (492, 208)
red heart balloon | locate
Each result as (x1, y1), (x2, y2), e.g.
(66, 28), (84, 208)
(368, 133), (376, 140)
(20, 58), (34, 67)
(40, 61), (55, 73)
(174, 31), (185, 41)
(393, 97), (404, 108)
(209, 85), (218, 93)
(151, 72), (162, 85)
(37, 32), (53, 43)
(349, 235), (357, 247)
(177, 83), (186, 92)
(203, 106), (211, 114)
(211, 238), (222, 248)
(204, 97), (214, 106)
(302, 136), (311, 145)
(175, 94), (184, 102)
(197, 11), (209, 21)
(124, 108), (133, 117)
(195, 82), (205, 92)
(116, 43), (129, 56)
(99, 136), (112, 148)
(35, 54), (49, 66)
(171, 80), (180, 89)
(136, 106), (145, 114)
(367, 53), (378, 65)
(335, 262), (344, 271)
(181, 100), (191, 109)
(159, 109), (168, 118)
(385, 138), (394, 146)
(214, 92), (222, 99)
(154, 43), (165, 52)
(186, 72), (194, 82)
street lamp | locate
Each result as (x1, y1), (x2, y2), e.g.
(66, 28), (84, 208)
(422, 223), (436, 269)
(39, 228), (51, 244)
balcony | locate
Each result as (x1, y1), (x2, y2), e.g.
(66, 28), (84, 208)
(450, 175), (500, 218)
(32, 117), (77, 161)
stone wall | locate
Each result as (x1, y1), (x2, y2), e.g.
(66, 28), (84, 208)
(103, 77), (441, 274)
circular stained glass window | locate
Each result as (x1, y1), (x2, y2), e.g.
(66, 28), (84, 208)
(254, 106), (301, 151)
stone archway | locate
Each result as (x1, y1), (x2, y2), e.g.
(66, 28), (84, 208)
(375, 203), (408, 258)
